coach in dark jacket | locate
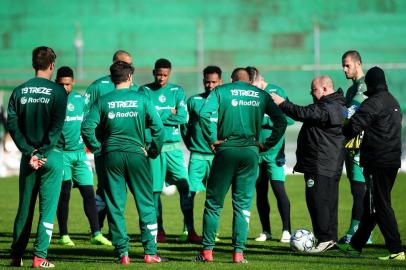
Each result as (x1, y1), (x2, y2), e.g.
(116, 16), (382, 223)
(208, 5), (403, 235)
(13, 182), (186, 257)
(339, 66), (404, 260)
(272, 75), (346, 253)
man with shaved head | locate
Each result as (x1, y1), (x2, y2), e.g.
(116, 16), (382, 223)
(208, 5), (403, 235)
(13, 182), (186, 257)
(272, 75), (346, 253)
(196, 68), (287, 263)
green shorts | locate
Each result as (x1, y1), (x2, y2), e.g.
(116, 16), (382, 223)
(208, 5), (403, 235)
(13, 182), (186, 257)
(259, 153), (286, 181)
(345, 150), (365, 182)
(63, 150), (94, 186)
(188, 152), (214, 192)
(149, 144), (189, 192)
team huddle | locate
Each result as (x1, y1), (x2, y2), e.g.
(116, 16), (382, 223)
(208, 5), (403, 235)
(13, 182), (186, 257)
(6, 46), (404, 267)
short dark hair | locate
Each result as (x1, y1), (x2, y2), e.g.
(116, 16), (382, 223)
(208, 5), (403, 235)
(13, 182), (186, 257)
(32, 46), (56, 71)
(245, 66), (260, 82)
(342, 50), (362, 64)
(203, 66), (222, 78)
(231, 67), (249, 82)
(154, 58), (172, 69)
(56, 66), (74, 79)
(110, 61), (134, 85)
(112, 50), (131, 62)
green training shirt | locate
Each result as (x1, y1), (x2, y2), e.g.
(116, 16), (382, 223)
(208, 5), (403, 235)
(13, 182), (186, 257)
(62, 91), (86, 151)
(7, 77), (67, 156)
(81, 88), (164, 157)
(181, 91), (215, 155)
(138, 83), (188, 143)
(84, 75), (138, 112)
(199, 81), (287, 151)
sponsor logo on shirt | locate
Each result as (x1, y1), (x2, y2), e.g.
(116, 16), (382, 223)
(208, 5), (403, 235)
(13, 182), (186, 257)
(107, 111), (138, 119)
(231, 89), (259, 98)
(67, 103), (75, 112)
(65, 115), (83, 122)
(231, 99), (260, 107)
(155, 106), (173, 110)
(170, 87), (179, 91)
(21, 96), (50, 104)
(21, 87), (52, 95)
(159, 95), (166, 103)
(108, 100), (138, 109)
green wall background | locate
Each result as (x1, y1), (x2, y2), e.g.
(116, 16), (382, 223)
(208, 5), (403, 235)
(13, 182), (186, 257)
(0, 0), (405, 108)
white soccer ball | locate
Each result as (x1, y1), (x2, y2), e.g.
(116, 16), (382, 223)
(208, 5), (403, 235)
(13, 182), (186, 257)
(290, 229), (315, 252)
(161, 185), (177, 196)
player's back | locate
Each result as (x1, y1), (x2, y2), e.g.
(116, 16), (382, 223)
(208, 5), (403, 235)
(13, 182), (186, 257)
(8, 77), (66, 149)
(96, 89), (153, 155)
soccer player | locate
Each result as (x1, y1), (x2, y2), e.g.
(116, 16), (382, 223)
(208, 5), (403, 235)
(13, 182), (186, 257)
(339, 67), (404, 261)
(180, 66), (223, 242)
(139, 58), (200, 243)
(196, 68), (287, 263)
(272, 76), (346, 253)
(246, 66), (293, 243)
(84, 50), (135, 230)
(339, 50), (371, 244)
(81, 61), (164, 264)
(8, 46), (67, 268)
(55, 66), (111, 247)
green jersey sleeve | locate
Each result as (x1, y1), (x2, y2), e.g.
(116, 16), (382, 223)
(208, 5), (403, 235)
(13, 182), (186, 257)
(162, 87), (188, 125)
(81, 103), (102, 153)
(263, 94), (287, 150)
(199, 90), (219, 145)
(145, 100), (165, 158)
(6, 91), (35, 155)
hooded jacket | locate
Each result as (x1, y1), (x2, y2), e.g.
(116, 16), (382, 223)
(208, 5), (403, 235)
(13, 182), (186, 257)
(343, 67), (402, 168)
(279, 89), (346, 177)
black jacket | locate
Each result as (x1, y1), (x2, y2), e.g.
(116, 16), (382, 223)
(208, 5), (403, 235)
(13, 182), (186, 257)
(280, 90), (346, 177)
(343, 88), (402, 168)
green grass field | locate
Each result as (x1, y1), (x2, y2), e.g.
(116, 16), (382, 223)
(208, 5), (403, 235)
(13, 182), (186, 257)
(0, 174), (405, 269)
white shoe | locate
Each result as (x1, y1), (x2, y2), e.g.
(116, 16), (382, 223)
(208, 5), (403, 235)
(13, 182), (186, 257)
(255, 232), (272, 242)
(280, 230), (291, 243)
(307, 240), (336, 253)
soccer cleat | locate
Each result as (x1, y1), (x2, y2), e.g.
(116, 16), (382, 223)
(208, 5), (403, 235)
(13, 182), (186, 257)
(57, 235), (75, 246)
(187, 230), (203, 243)
(307, 240), (336, 253)
(91, 234), (112, 246)
(280, 230), (291, 243)
(144, 254), (163, 263)
(338, 234), (352, 244)
(255, 231), (272, 242)
(10, 256), (23, 267)
(32, 256), (55, 268)
(378, 252), (405, 261)
(233, 252), (248, 263)
(119, 255), (130, 265)
(337, 243), (361, 257)
(157, 230), (167, 243)
(194, 250), (213, 262)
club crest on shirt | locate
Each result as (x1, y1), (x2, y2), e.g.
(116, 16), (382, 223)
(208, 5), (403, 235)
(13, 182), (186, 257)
(108, 112), (116, 119)
(159, 95), (166, 103)
(67, 103), (75, 112)
(307, 179), (315, 188)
